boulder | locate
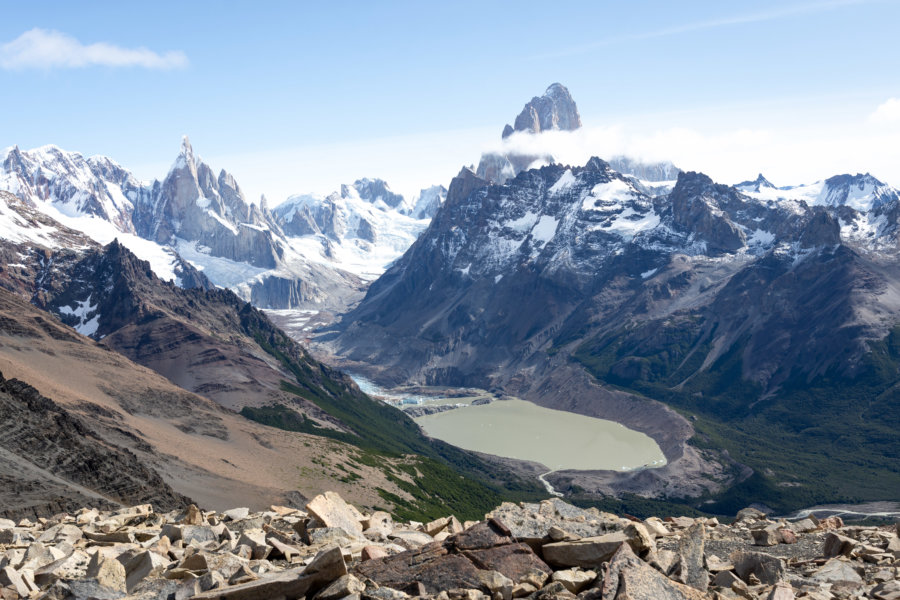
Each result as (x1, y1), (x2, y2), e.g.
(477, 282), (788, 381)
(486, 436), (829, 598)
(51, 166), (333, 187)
(123, 550), (169, 592)
(674, 523), (708, 592)
(354, 520), (549, 595)
(192, 545), (346, 600)
(315, 573), (365, 600)
(600, 542), (708, 600)
(0, 566), (30, 597)
(823, 532), (857, 557)
(550, 568), (595, 594)
(236, 530), (271, 560)
(306, 492), (364, 537)
(33, 550), (91, 587)
(85, 551), (127, 593)
(751, 526), (779, 547)
(809, 558), (864, 585)
(542, 532), (629, 568)
(222, 507), (250, 521)
(730, 550), (785, 586)
(181, 504), (205, 525)
(766, 583), (796, 600)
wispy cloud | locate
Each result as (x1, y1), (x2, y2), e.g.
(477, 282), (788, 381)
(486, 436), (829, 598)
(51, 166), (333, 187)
(870, 98), (900, 124)
(0, 28), (188, 70)
(536, 0), (874, 60)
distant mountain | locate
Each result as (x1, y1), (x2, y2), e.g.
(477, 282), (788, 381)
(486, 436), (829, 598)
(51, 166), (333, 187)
(0, 139), (365, 311)
(502, 83), (582, 138)
(327, 155), (900, 513)
(273, 179), (444, 280)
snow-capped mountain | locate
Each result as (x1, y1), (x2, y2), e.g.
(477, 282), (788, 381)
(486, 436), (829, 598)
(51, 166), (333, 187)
(273, 179), (444, 280)
(1, 144), (140, 233)
(0, 138), (366, 310)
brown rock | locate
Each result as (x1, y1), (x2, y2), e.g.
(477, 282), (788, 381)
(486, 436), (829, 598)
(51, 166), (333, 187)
(751, 527), (779, 546)
(362, 546), (388, 561)
(624, 523), (655, 554)
(809, 558), (864, 585)
(776, 528), (797, 544)
(182, 504), (205, 526)
(477, 570), (513, 600)
(542, 532), (629, 568)
(818, 516), (844, 530)
(192, 545), (346, 600)
(236, 530), (271, 560)
(315, 573), (365, 600)
(871, 580), (900, 600)
(601, 542), (707, 600)
(766, 583), (795, 600)
(823, 532), (857, 557)
(465, 543), (550, 583)
(354, 521), (548, 595)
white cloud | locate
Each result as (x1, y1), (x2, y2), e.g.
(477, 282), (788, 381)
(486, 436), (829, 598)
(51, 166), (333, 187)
(538, 0), (874, 59)
(870, 98), (900, 124)
(0, 29), (188, 70)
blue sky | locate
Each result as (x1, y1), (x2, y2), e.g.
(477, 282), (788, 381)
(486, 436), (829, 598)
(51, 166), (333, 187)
(2, 0), (899, 202)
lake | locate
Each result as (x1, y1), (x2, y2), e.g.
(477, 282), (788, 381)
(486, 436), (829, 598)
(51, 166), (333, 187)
(416, 398), (666, 471)
(350, 374), (666, 472)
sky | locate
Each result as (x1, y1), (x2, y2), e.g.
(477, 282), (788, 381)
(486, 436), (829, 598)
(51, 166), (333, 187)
(1, 0), (899, 204)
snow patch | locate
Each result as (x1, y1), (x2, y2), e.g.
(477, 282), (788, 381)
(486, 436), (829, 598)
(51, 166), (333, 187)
(548, 169), (576, 195)
(59, 295), (100, 336)
(531, 215), (558, 246)
(641, 268), (658, 279)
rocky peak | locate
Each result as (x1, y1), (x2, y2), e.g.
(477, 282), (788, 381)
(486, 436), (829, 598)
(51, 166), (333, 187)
(445, 167), (488, 209)
(737, 173), (776, 192)
(349, 178), (405, 209)
(799, 209), (842, 248)
(503, 83), (582, 138)
(820, 172), (898, 212)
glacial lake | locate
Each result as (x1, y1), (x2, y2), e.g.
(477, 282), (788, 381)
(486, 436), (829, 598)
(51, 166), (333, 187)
(351, 375), (666, 472)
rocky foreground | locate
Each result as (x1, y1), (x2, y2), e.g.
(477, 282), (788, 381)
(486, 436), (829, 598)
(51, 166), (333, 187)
(1, 493), (898, 600)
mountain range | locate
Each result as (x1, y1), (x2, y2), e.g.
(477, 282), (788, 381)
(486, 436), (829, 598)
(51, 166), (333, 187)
(2, 82), (900, 518)
(322, 85), (900, 513)
(0, 137), (444, 314)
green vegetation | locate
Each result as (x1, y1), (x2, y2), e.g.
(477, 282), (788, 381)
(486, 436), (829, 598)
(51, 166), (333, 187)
(575, 320), (900, 515)
(236, 303), (545, 521)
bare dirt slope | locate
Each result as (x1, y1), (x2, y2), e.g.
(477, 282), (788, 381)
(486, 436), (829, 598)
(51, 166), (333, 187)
(0, 288), (409, 517)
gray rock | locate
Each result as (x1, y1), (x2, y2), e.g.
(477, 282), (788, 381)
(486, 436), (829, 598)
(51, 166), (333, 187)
(0, 566), (30, 597)
(306, 492), (364, 537)
(191, 545), (346, 600)
(86, 551), (127, 593)
(674, 523), (708, 592)
(542, 532), (629, 568)
(123, 551), (169, 592)
(809, 558), (864, 585)
(504, 83), (582, 137)
(730, 550), (785, 586)
(315, 573), (366, 600)
(600, 542), (707, 600)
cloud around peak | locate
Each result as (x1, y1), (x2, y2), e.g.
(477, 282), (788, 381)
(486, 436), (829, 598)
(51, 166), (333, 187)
(0, 28), (188, 70)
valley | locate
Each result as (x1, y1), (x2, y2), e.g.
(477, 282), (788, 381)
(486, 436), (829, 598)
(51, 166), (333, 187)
(0, 79), (898, 526)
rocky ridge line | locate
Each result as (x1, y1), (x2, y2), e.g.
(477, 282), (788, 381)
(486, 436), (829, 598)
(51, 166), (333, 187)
(1, 492), (898, 599)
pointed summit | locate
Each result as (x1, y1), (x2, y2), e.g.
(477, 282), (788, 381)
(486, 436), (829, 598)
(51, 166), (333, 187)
(502, 83), (582, 138)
